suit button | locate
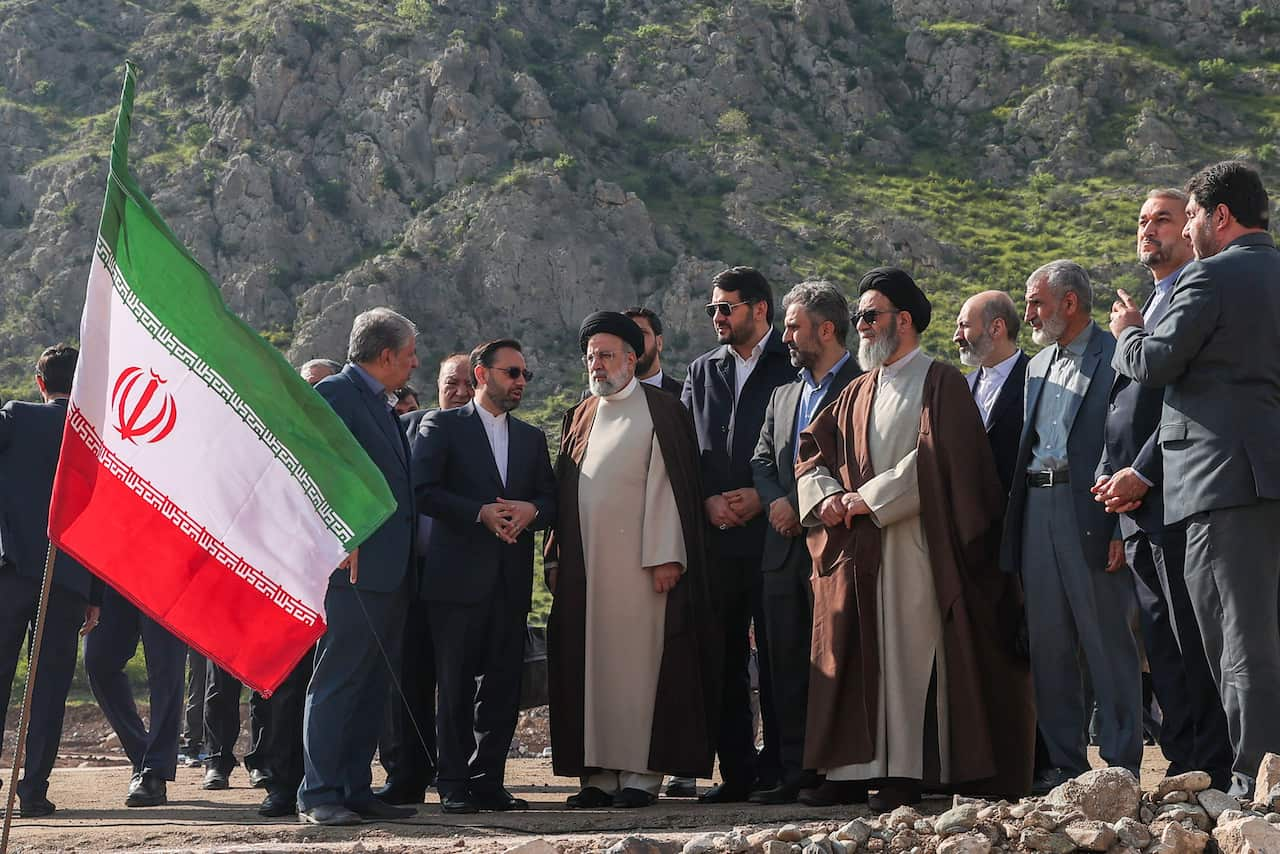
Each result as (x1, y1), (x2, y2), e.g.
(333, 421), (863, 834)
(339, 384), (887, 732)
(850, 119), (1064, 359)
(721, 426), (729, 433)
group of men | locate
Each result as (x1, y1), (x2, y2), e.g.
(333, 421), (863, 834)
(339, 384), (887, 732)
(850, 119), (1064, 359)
(3, 159), (1279, 823)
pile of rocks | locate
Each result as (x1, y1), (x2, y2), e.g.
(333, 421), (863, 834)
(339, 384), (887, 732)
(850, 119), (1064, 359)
(513, 753), (1280, 854)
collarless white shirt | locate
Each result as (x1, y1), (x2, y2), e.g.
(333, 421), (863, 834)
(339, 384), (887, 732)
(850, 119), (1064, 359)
(972, 349), (1023, 427)
(474, 402), (509, 486)
(731, 327), (773, 402)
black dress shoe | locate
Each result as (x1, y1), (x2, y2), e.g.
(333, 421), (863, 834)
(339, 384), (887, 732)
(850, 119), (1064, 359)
(697, 781), (752, 804)
(347, 798), (417, 819)
(258, 790), (297, 818)
(373, 782), (428, 805)
(566, 786), (614, 809)
(664, 778), (697, 798)
(750, 779), (803, 805)
(248, 768), (272, 789)
(1030, 766), (1074, 796)
(440, 793), (478, 814)
(797, 779), (869, 806)
(19, 797), (56, 818)
(298, 803), (361, 825)
(470, 787), (529, 811)
(126, 772), (167, 807)
(202, 767), (230, 790)
(613, 787), (657, 808)
(868, 779), (922, 812)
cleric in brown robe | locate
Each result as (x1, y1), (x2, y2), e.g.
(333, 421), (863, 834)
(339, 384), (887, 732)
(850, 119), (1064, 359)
(544, 312), (720, 808)
(795, 268), (1034, 811)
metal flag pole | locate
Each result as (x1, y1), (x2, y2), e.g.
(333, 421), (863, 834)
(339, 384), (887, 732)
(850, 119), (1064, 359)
(1, 543), (58, 854)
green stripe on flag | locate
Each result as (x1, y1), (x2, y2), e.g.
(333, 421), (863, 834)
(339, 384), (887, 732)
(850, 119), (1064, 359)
(96, 62), (395, 549)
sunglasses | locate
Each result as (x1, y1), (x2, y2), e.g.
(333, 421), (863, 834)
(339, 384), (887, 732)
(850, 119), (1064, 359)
(704, 300), (752, 318)
(491, 366), (533, 381)
(851, 308), (900, 326)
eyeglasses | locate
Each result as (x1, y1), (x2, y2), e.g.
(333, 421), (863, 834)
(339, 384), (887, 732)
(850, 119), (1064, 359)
(704, 300), (752, 318)
(851, 308), (899, 326)
(492, 366), (533, 381)
(582, 351), (620, 366)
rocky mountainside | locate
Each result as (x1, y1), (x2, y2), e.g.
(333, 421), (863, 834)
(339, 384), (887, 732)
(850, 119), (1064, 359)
(2, 0), (1277, 419)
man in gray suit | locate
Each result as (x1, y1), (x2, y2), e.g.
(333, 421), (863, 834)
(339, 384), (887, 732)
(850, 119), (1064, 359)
(1109, 161), (1280, 798)
(749, 280), (861, 805)
(1000, 260), (1142, 793)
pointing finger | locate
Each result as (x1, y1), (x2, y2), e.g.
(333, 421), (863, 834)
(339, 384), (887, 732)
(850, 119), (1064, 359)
(1117, 288), (1137, 309)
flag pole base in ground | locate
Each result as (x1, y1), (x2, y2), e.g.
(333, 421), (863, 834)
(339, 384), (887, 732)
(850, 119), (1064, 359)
(1, 543), (58, 854)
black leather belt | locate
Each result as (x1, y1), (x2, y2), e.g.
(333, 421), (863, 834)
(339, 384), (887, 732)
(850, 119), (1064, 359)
(1027, 470), (1070, 487)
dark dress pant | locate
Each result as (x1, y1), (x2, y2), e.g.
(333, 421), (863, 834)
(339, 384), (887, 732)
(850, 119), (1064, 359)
(1184, 499), (1280, 796)
(429, 572), (525, 799)
(203, 664), (244, 774)
(760, 546), (814, 779)
(298, 582), (407, 811)
(248, 647), (313, 797)
(379, 594), (437, 792)
(84, 585), (186, 780)
(179, 649), (206, 758)
(0, 568), (85, 802)
(1127, 525), (1233, 788)
(1020, 485), (1143, 776)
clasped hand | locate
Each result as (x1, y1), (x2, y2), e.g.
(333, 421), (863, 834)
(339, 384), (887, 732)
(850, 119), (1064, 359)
(480, 497), (538, 544)
(1091, 469), (1149, 515)
(818, 491), (869, 528)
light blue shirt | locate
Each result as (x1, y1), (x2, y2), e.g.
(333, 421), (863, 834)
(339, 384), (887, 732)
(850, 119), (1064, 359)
(1029, 324), (1093, 473)
(348, 362), (394, 413)
(793, 350), (852, 459)
(1143, 263), (1188, 327)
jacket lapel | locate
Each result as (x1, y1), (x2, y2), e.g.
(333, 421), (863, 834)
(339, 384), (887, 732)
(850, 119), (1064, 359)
(1063, 324), (1101, 435)
(984, 353), (1026, 434)
(775, 382), (803, 488)
(346, 365), (408, 469)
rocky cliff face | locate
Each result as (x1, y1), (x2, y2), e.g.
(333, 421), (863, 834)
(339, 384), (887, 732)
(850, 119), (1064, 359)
(1, 0), (1277, 407)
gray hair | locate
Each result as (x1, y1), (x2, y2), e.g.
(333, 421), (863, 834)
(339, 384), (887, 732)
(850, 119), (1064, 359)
(1147, 187), (1189, 205)
(1026, 260), (1092, 312)
(781, 279), (850, 342)
(979, 292), (1022, 342)
(301, 357), (342, 374)
(347, 307), (417, 364)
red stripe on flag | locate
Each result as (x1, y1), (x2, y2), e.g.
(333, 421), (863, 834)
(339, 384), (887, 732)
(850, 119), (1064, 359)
(49, 419), (325, 695)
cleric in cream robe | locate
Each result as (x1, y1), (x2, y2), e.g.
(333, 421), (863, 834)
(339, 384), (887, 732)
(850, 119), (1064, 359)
(544, 312), (718, 809)
(795, 269), (1034, 811)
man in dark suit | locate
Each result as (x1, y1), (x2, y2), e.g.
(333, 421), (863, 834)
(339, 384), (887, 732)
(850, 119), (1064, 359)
(1109, 161), (1280, 798)
(625, 307), (684, 396)
(749, 280), (860, 805)
(374, 352), (474, 806)
(1000, 260), (1142, 793)
(955, 291), (1029, 495)
(297, 308), (420, 826)
(413, 339), (557, 814)
(682, 266), (795, 802)
(0, 345), (100, 817)
(1093, 188), (1233, 790)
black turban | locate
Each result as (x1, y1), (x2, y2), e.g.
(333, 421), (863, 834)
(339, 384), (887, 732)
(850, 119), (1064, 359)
(857, 267), (931, 333)
(579, 311), (645, 358)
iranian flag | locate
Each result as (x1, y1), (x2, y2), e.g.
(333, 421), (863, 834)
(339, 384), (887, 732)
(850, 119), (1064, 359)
(48, 63), (396, 694)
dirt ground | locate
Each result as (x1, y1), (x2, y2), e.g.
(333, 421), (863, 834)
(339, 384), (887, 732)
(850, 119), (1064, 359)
(1, 704), (1176, 854)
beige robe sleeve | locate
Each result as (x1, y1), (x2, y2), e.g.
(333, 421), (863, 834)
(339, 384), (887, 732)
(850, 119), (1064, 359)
(858, 448), (921, 529)
(798, 464), (847, 528)
(642, 434), (687, 573)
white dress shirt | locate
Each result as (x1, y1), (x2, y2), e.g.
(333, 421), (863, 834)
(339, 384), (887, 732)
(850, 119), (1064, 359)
(640, 370), (665, 388)
(731, 327), (773, 402)
(474, 402), (509, 486)
(971, 349), (1023, 427)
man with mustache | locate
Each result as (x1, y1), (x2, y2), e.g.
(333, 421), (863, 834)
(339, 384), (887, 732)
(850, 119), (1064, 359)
(1000, 260), (1141, 794)
(545, 312), (716, 808)
(796, 268), (1033, 810)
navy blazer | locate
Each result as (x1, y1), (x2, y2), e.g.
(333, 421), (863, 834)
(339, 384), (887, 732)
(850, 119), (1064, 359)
(0, 398), (97, 601)
(315, 365), (416, 593)
(682, 330), (797, 558)
(966, 352), (1030, 496)
(412, 401), (556, 608)
(1001, 324), (1118, 574)
(751, 356), (862, 573)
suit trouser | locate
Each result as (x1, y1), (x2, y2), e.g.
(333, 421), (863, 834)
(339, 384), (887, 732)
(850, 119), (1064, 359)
(298, 581), (408, 811)
(379, 594), (437, 792)
(248, 646), (313, 797)
(203, 664), (244, 774)
(428, 572), (525, 799)
(1020, 485), (1143, 776)
(761, 546), (814, 779)
(84, 585), (186, 780)
(179, 649), (206, 756)
(0, 570), (85, 802)
(1127, 526), (1233, 787)
(1184, 500), (1280, 794)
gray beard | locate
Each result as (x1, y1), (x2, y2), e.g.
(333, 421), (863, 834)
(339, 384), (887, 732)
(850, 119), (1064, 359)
(958, 330), (993, 367)
(857, 326), (899, 371)
(1031, 310), (1068, 347)
(589, 367), (633, 397)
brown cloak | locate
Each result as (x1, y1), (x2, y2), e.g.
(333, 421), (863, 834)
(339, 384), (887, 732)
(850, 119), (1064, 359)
(796, 359), (1034, 798)
(544, 383), (720, 778)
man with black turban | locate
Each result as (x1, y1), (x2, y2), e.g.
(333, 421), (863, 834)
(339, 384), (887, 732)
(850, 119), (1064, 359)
(795, 268), (1034, 810)
(544, 312), (719, 808)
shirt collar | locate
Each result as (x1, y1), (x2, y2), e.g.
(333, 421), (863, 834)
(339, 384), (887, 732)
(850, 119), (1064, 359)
(1155, 263), (1189, 294)
(603, 376), (640, 401)
(474, 401), (508, 427)
(881, 346), (923, 378)
(981, 348), (1023, 383)
(731, 327), (772, 363)
(800, 349), (852, 389)
(349, 362), (394, 406)
(640, 369), (664, 388)
(1056, 323), (1093, 360)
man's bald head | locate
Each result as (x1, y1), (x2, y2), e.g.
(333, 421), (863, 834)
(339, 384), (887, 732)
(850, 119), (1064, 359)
(954, 290), (1021, 368)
